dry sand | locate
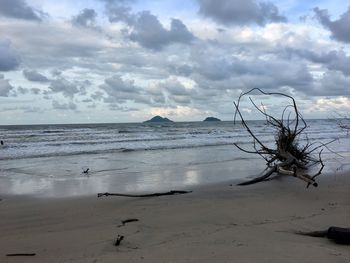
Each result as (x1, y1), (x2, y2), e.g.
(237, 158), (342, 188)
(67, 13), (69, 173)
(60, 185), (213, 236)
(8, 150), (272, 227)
(1, 172), (350, 263)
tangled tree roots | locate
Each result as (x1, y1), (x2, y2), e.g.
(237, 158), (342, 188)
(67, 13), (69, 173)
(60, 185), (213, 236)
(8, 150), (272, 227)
(234, 88), (332, 187)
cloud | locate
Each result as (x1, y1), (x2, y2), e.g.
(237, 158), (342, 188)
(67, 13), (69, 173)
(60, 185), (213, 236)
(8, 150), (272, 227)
(0, 0), (43, 21)
(0, 105), (42, 113)
(108, 103), (139, 112)
(128, 12), (194, 50)
(99, 75), (149, 104)
(23, 69), (49, 82)
(0, 40), (20, 71)
(314, 6), (350, 43)
(310, 97), (350, 113)
(287, 48), (350, 76)
(0, 74), (15, 96)
(48, 78), (86, 98)
(71, 8), (97, 28)
(197, 0), (286, 26)
(188, 44), (313, 92)
(105, 3), (135, 24)
(103, 0), (194, 51)
(0, 20), (108, 70)
(52, 100), (77, 111)
(157, 78), (197, 106)
(150, 105), (201, 119)
(312, 71), (350, 96)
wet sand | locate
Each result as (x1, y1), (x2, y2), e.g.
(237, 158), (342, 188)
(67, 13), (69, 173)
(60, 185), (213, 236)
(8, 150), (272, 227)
(1, 170), (350, 263)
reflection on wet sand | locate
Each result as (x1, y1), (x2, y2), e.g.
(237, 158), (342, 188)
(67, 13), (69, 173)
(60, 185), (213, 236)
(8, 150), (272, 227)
(0, 145), (270, 197)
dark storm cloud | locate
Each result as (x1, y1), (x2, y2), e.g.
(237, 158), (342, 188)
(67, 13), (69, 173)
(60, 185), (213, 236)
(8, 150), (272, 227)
(129, 12), (194, 50)
(0, 40), (20, 71)
(23, 69), (50, 82)
(314, 6), (350, 43)
(71, 9), (98, 28)
(0, 74), (15, 96)
(52, 100), (77, 111)
(0, 0), (43, 21)
(197, 0), (286, 26)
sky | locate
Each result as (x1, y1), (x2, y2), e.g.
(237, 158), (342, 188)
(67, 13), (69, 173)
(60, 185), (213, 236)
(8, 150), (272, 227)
(0, 0), (350, 125)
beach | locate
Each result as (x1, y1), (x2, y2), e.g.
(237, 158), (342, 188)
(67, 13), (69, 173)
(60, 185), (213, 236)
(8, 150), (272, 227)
(1, 121), (349, 262)
(1, 167), (350, 263)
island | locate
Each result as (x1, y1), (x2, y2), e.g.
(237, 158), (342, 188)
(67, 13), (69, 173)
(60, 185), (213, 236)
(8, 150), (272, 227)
(203, 117), (221, 122)
(143, 116), (174, 123)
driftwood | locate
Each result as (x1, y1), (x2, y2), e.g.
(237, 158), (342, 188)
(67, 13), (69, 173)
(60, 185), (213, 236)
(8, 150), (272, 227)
(6, 253), (36, 257)
(117, 218), (139, 228)
(234, 88), (329, 187)
(114, 235), (124, 246)
(297, 226), (350, 244)
(121, 218), (139, 225)
(97, 190), (191, 198)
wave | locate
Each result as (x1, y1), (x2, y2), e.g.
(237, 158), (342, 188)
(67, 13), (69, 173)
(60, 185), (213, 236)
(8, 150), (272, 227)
(1, 120), (348, 161)
(0, 141), (239, 160)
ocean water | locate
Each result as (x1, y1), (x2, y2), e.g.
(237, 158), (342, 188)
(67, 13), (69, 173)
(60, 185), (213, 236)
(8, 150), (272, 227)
(0, 119), (349, 197)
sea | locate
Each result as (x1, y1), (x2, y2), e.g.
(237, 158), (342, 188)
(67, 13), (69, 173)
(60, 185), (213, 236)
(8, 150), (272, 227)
(0, 119), (349, 197)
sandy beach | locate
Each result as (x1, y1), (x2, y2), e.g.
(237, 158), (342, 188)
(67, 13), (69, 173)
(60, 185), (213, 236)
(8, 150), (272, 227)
(1, 170), (350, 263)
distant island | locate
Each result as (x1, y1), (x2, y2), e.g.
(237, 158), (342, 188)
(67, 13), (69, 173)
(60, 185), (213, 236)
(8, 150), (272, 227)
(203, 117), (221, 122)
(144, 116), (174, 123)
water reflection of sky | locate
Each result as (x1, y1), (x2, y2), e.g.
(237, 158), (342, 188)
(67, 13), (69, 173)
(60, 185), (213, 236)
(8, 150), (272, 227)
(0, 146), (347, 198)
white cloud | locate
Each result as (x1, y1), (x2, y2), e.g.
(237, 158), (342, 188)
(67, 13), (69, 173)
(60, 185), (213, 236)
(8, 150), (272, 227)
(310, 97), (350, 112)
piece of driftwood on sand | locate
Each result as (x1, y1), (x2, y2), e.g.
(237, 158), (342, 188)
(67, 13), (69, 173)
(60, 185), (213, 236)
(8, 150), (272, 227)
(6, 253), (36, 257)
(296, 226), (350, 244)
(97, 190), (192, 198)
(114, 235), (124, 246)
(234, 88), (333, 187)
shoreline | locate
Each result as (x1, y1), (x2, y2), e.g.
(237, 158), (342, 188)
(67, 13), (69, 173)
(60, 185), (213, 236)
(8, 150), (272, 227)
(1, 170), (350, 262)
(1, 144), (349, 198)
